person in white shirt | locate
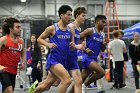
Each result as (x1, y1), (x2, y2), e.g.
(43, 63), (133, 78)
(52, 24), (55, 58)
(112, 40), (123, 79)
(108, 30), (127, 89)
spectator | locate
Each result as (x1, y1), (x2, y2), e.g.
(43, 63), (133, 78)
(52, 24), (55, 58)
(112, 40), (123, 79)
(129, 32), (140, 90)
(108, 30), (127, 89)
(30, 34), (42, 83)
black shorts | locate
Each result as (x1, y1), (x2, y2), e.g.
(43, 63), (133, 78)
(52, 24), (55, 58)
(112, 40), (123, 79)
(0, 71), (16, 92)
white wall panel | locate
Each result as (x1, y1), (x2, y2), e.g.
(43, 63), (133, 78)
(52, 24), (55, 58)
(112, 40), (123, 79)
(0, 0), (140, 20)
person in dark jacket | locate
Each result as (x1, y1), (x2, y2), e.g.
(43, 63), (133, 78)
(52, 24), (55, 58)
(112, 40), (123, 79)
(30, 34), (42, 83)
(129, 32), (140, 89)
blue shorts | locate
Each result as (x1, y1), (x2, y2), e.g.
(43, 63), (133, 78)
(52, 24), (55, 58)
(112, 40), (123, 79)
(46, 54), (67, 71)
(67, 53), (79, 71)
(77, 51), (87, 62)
(82, 56), (97, 69)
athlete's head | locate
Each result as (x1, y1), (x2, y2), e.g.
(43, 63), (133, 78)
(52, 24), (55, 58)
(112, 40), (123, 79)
(95, 15), (107, 31)
(74, 7), (87, 24)
(58, 5), (72, 24)
(2, 17), (21, 36)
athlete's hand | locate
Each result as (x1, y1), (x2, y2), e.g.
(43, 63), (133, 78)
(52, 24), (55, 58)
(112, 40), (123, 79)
(0, 65), (6, 71)
(81, 43), (86, 51)
(69, 42), (75, 50)
(85, 48), (94, 55)
(76, 44), (85, 51)
(48, 43), (57, 49)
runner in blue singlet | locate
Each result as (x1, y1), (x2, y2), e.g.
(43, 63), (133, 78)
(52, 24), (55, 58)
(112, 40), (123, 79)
(80, 15), (107, 88)
(29, 5), (75, 93)
(67, 7), (87, 93)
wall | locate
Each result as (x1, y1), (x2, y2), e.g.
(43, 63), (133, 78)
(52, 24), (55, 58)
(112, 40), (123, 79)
(0, 0), (140, 20)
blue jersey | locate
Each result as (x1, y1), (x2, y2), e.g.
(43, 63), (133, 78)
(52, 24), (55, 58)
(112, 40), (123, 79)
(68, 23), (80, 54)
(86, 27), (104, 59)
(67, 24), (80, 70)
(74, 28), (80, 45)
(49, 23), (72, 60)
(69, 22), (80, 45)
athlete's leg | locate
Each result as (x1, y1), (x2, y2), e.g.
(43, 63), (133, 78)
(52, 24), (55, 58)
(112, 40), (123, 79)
(84, 61), (105, 86)
(68, 69), (82, 93)
(3, 86), (13, 93)
(81, 69), (92, 83)
(52, 79), (61, 87)
(32, 71), (57, 93)
(50, 64), (72, 93)
(0, 72), (16, 93)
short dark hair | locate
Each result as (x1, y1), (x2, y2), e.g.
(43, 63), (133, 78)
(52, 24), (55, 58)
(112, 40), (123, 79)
(74, 7), (86, 19)
(112, 30), (120, 38)
(95, 15), (107, 23)
(58, 5), (72, 18)
(2, 17), (20, 34)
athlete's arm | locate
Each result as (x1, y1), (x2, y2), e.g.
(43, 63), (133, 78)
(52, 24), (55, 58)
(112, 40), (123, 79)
(69, 23), (86, 50)
(20, 38), (25, 67)
(80, 28), (94, 53)
(0, 36), (7, 70)
(80, 28), (92, 48)
(0, 36), (6, 52)
(80, 28), (93, 39)
(37, 26), (57, 49)
(68, 24), (75, 49)
(68, 23), (75, 43)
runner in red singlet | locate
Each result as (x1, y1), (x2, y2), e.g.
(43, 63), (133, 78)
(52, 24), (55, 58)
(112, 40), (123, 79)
(0, 17), (25, 93)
